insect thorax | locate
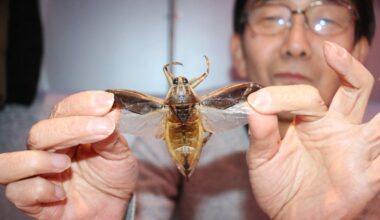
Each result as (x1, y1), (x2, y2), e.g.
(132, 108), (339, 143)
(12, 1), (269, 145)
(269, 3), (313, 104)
(165, 85), (199, 123)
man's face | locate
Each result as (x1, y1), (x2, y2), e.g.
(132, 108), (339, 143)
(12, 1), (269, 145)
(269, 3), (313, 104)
(232, 0), (368, 107)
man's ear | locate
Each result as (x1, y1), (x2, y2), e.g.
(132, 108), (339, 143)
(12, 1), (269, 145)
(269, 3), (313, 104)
(231, 34), (248, 79)
(351, 37), (369, 63)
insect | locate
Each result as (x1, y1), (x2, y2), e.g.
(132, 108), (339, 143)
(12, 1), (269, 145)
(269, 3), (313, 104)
(107, 56), (262, 179)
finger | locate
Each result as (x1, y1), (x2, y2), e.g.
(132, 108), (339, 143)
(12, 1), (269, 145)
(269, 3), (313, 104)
(248, 85), (327, 122)
(246, 109), (282, 167)
(86, 132), (129, 160)
(50, 91), (114, 118)
(6, 177), (66, 208)
(28, 116), (115, 150)
(324, 41), (374, 123)
(91, 109), (131, 160)
(0, 151), (70, 184)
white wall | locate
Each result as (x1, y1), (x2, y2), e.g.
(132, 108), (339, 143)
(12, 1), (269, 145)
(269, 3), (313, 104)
(39, 0), (234, 96)
(174, 0), (234, 92)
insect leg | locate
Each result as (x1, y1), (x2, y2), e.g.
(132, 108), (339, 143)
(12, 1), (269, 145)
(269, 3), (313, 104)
(190, 56), (209, 88)
(202, 131), (213, 147)
(163, 61), (183, 86)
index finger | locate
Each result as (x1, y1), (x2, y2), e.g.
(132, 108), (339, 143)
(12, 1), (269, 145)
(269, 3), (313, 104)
(324, 41), (374, 124)
(50, 91), (114, 118)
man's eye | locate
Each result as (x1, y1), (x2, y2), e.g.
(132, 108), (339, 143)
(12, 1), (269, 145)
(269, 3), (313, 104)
(318, 18), (335, 25)
(259, 16), (286, 26)
(313, 18), (341, 31)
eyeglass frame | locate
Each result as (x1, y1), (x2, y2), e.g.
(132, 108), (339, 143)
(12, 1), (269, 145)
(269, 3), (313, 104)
(240, 0), (359, 37)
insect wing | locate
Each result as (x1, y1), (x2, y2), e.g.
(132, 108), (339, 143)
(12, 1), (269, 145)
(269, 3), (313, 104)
(107, 89), (167, 138)
(199, 82), (262, 133)
(198, 103), (250, 133)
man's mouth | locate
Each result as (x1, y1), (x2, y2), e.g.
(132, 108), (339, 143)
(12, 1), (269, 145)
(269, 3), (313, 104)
(273, 72), (310, 84)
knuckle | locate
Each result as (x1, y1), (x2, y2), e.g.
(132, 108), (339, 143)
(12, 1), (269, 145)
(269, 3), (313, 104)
(26, 152), (46, 175)
(26, 121), (42, 149)
(51, 99), (70, 118)
(5, 183), (16, 201)
(49, 102), (60, 118)
(5, 177), (52, 207)
(28, 116), (92, 150)
(27, 121), (47, 149)
(50, 93), (78, 118)
(32, 177), (50, 200)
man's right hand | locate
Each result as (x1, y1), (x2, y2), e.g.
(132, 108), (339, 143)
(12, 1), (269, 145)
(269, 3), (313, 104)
(4, 91), (138, 220)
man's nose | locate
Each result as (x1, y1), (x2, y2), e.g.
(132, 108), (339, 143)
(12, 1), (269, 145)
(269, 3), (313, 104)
(280, 15), (312, 59)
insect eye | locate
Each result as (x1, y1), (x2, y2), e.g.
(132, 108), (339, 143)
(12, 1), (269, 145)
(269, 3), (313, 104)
(183, 78), (188, 84)
(173, 78), (179, 85)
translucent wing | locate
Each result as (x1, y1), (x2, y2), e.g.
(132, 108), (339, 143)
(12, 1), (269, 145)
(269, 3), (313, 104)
(107, 89), (167, 139)
(199, 82), (262, 133)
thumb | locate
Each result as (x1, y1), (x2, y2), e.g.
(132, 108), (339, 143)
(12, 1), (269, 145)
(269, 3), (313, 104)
(92, 108), (132, 160)
(245, 84), (328, 167)
(246, 92), (281, 168)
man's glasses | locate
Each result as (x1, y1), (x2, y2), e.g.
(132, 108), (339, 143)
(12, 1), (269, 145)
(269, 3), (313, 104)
(242, 1), (358, 36)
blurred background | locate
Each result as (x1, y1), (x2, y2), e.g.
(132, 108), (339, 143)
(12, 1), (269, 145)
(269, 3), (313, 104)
(0, 0), (379, 219)
(38, 0), (380, 100)
(39, 0), (235, 95)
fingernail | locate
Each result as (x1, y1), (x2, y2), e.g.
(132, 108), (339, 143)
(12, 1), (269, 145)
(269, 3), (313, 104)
(50, 153), (71, 170)
(94, 92), (114, 108)
(324, 41), (347, 57)
(324, 41), (352, 69)
(54, 185), (66, 200)
(248, 90), (270, 110)
(87, 117), (115, 136)
(324, 41), (337, 54)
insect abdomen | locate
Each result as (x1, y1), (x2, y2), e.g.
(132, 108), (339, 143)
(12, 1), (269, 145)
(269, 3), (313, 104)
(165, 112), (204, 178)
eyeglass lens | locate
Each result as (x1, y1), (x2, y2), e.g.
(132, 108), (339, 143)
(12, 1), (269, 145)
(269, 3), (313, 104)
(247, 2), (353, 36)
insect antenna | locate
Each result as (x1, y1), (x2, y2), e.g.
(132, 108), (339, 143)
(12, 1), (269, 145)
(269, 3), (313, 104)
(163, 61), (183, 86)
(190, 55), (209, 89)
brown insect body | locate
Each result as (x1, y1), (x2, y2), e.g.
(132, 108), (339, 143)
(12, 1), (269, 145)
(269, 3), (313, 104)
(164, 76), (207, 178)
(108, 56), (262, 179)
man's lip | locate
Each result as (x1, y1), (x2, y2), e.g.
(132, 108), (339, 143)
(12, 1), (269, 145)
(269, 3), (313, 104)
(273, 72), (310, 83)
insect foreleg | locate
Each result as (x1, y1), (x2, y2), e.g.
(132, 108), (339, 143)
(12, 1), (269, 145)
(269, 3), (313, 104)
(190, 56), (210, 88)
(164, 61), (183, 86)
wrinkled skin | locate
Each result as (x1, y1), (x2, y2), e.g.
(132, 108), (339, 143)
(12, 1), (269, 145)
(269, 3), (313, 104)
(246, 42), (380, 219)
(230, 0), (380, 218)
(3, 0), (380, 218)
(3, 91), (138, 219)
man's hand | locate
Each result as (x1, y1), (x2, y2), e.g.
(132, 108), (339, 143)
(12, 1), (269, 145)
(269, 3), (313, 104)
(4, 91), (138, 220)
(246, 41), (380, 219)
